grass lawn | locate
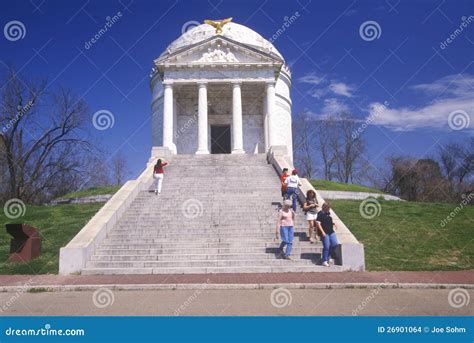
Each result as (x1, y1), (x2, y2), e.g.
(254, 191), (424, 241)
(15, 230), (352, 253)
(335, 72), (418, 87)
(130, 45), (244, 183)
(0, 203), (103, 274)
(331, 199), (474, 271)
(58, 185), (121, 199)
(311, 179), (384, 194)
(0, 198), (472, 274)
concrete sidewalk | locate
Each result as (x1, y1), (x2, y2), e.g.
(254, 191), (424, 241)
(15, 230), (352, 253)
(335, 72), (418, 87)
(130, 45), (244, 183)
(0, 288), (472, 316)
(0, 270), (472, 291)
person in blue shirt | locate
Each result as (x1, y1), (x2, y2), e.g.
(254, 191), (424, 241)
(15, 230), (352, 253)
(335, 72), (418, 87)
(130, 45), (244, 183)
(316, 202), (339, 267)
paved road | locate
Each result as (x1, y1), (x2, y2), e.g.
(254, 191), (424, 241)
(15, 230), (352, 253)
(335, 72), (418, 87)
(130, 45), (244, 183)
(0, 288), (472, 316)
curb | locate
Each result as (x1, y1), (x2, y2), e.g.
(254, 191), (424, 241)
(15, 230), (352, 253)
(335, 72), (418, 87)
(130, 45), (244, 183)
(1, 283), (473, 293)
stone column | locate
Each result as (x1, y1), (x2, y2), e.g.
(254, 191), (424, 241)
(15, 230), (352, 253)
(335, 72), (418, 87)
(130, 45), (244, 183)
(196, 82), (209, 154)
(231, 82), (244, 154)
(162, 82), (173, 150)
(263, 93), (268, 152)
(265, 81), (276, 147)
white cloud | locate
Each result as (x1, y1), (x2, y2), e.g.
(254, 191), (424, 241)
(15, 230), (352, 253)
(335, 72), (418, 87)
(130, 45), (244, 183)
(369, 74), (474, 131)
(322, 98), (350, 115)
(329, 82), (354, 97)
(298, 72), (354, 98)
(410, 74), (473, 98)
(298, 72), (325, 85)
(309, 88), (329, 99)
(305, 98), (351, 120)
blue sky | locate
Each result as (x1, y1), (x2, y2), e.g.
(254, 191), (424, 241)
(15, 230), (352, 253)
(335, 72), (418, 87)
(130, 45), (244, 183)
(1, 0), (472, 180)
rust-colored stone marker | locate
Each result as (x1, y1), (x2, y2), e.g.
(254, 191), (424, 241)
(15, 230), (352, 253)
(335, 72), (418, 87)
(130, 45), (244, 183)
(6, 224), (42, 262)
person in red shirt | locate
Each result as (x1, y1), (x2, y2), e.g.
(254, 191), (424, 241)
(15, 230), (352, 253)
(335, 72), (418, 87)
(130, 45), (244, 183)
(280, 168), (289, 199)
(153, 158), (168, 195)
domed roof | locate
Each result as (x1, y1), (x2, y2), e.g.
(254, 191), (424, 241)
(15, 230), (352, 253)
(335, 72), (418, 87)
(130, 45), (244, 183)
(160, 22), (284, 61)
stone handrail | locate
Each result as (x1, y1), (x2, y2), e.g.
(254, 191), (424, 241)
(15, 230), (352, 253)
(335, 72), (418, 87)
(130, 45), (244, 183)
(267, 145), (365, 271)
(59, 148), (172, 274)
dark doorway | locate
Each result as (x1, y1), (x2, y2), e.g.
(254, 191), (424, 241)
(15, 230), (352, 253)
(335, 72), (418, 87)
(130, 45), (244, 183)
(210, 125), (231, 154)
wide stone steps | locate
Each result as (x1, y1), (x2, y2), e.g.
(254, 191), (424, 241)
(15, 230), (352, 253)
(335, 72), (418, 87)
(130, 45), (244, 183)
(101, 232), (312, 241)
(90, 252), (324, 262)
(98, 241), (319, 249)
(102, 241), (309, 249)
(95, 246), (323, 255)
(82, 265), (344, 275)
(86, 258), (322, 268)
(82, 154), (334, 275)
(107, 227), (309, 234)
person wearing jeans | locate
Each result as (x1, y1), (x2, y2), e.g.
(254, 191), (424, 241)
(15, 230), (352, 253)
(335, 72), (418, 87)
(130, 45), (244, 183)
(316, 202), (339, 267)
(285, 169), (301, 211)
(275, 199), (295, 260)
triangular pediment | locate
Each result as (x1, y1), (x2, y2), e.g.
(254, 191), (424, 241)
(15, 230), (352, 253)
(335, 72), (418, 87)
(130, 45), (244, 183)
(154, 36), (283, 68)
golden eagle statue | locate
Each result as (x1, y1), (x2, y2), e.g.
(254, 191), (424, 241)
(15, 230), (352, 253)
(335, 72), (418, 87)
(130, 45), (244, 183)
(204, 17), (233, 35)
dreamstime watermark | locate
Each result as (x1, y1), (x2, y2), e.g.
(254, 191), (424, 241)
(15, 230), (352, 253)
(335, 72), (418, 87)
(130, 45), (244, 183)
(175, 113), (197, 139)
(92, 109), (115, 130)
(359, 198), (382, 219)
(352, 101), (389, 139)
(440, 192), (473, 228)
(359, 20), (382, 41)
(352, 279), (390, 315)
(268, 11), (301, 43)
(4, 20), (26, 41)
(440, 16), (474, 50)
(181, 20), (200, 34)
(3, 198), (26, 219)
(182, 198), (204, 219)
(270, 287), (292, 308)
(174, 279), (211, 316)
(84, 11), (123, 50)
(5, 323), (85, 337)
(448, 288), (470, 308)
(448, 110), (471, 131)
(2, 100), (34, 134)
(92, 287), (115, 308)
(0, 279), (34, 313)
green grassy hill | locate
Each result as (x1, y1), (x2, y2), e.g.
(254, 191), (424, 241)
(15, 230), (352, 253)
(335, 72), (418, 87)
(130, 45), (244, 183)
(0, 203), (103, 274)
(0, 198), (471, 274)
(58, 185), (121, 199)
(311, 180), (385, 194)
(331, 199), (474, 271)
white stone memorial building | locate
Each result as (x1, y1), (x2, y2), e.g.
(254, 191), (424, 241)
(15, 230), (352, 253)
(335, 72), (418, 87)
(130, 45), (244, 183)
(150, 19), (293, 161)
(58, 19), (364, 275)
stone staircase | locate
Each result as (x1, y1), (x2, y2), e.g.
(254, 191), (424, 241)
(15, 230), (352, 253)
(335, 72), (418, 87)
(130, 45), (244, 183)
(82, 154), (345, 275)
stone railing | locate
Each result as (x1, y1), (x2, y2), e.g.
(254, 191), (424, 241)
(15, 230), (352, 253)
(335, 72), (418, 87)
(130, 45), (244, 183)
(58, 147), (173, 275)
(267, 145), (365, 271)
(50, 194), (113, 205)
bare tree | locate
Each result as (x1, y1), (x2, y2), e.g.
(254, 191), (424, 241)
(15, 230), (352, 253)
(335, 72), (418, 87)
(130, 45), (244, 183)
(315, 113), (367, 183)
(315, 116), (337, 181)
(456, 138), (474, 184)
(331, 114), (367, 183)
(293, 112), (368, 183)
(111, 152), (128, 186)
(293, 111), (315, 178)
(438, 139), (474, 184)
(0, 68), (95, 203)
(438, 142), (461, 182)
(383, 155), (455, 202)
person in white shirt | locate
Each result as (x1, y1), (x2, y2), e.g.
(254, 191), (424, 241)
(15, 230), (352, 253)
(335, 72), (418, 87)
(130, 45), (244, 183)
(285, 169), (302, 211)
